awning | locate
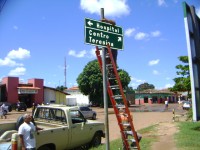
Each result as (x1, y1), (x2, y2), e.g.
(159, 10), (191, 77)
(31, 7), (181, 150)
(17, 86), (40, 94)
(17, 86), (40, 90)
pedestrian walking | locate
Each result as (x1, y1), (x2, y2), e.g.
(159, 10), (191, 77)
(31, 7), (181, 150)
(32, 103), (36, 115)
(165, 99), (169, 110)
(0, 103), (7, 119)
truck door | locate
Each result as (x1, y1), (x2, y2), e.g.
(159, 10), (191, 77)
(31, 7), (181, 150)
(69, 110), (92, 148)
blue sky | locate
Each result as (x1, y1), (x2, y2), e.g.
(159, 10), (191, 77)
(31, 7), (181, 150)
(0, 0), (199, 89)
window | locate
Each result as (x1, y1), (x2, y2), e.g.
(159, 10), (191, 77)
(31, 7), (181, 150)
(34, 107), (67, 124)
(70, 110), (85, 124)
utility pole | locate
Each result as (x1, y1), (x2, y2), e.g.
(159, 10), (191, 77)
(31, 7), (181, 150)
(64, 57), (67, 88)
(101, 8), (110, 150)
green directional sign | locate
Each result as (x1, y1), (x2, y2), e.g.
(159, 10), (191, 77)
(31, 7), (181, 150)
(84, 18), (123, 50)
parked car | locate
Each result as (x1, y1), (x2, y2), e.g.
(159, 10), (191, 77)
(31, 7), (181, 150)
(182, 101), (191, 110)
(16, 102), (27, 111)
(78, 106), (97, 120)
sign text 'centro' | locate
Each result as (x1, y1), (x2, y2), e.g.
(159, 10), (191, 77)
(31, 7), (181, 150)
(84, 18), (123, 50)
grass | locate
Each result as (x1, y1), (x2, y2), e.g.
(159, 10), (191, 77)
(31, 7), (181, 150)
(175, 121), (200, 150)
(90, 124), (158, 150)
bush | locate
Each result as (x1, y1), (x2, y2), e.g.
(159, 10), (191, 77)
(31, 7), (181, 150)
(186, 108), (193, 121)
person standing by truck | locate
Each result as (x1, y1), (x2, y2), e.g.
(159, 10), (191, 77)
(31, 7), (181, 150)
(18, 114), (36, 150)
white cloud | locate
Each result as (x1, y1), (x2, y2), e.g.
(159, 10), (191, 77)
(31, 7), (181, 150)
(89, 48), (96, 58)
(131, 76), (145, 83)
(80, 0), (130, 17)
(13, 25), (18, 30)
(68, 50), (87, 58)
(158, 0), (166, 6)
(135, 32), (149, 40)
(148, 59), (160, 66)
(7, 47), (30, 60)
(153, 70), (159, 75)
(165, 83), (173, 88)
(8, 67), (26, 76)
(125, 28), (135, 37)
(166, 77), (171, 80)
(130, 76), (146, 89)
(197, 7), (200, 18)
(0, 57), (23, 67)
(151, 31), (161, 37)
(68, 48), (96, 58)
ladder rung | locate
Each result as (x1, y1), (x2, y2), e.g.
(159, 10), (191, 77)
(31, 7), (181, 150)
(108, 77), (116, 80)
(110, 85), (119, 89)
(112, 95), (122, 100)
(124, 131), (133, 136)
(116, 105), (125, 108)
(121, 123), (130, 126)
(106, 64), (113, 68)
(130, 146), (138, 149)
(106, 55), (110, 58)
(127, 138), (136, 143)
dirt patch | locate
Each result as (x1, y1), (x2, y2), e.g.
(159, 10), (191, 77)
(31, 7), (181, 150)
(150, 122), (179, 150)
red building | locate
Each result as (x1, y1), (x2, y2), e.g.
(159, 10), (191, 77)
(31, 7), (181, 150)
(0, 77), (44, 107)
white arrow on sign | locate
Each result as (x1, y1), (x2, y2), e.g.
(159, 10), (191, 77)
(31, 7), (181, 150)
(118, 37), (122, 42)
(87, 21), (93, 26)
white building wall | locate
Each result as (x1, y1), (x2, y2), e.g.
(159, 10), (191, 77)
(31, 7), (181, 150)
(66, 93), (89, 106)
(44, 88), (56, 104)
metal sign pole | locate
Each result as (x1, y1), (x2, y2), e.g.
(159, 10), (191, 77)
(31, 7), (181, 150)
(101, 8), (110, 150)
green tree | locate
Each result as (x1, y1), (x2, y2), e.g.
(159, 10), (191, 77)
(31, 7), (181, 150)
(77, 60), (131, 106)
(137, 82), (155, 91)
(125, 86), (135, 93)
(56, 85), (67, 91)
(170, 56), (191, 96)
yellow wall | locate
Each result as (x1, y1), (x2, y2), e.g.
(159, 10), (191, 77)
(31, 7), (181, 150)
(55, 91), (66, 105)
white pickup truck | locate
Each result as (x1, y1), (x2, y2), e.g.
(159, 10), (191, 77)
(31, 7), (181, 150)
(0, 104), (105, 150)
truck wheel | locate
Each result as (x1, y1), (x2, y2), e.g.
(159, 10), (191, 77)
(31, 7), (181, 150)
(92, 114), (96, 120)
(91, 132), (101, 147)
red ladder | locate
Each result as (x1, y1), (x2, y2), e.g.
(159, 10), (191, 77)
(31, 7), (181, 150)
(95, 45), (141, 150)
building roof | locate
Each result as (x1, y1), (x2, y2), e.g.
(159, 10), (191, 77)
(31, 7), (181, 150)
(135, 89), (174, 94)
(67, 86), (79, 91)
(44, 86), (69, 95)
